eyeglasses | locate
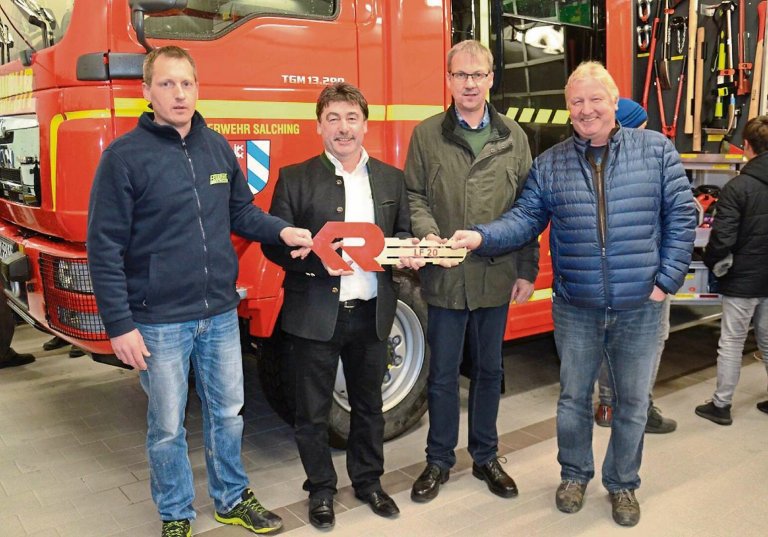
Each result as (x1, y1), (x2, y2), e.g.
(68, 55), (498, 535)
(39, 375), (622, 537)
(449, 72), (491, 82)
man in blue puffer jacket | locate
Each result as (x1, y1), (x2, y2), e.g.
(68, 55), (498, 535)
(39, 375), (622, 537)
(451, 62), (696, 527)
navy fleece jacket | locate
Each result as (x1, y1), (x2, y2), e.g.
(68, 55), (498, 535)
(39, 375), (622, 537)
(87, 112), (289, 337)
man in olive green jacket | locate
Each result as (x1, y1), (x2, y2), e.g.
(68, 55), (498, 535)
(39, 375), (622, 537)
(405, 40), (538, 503)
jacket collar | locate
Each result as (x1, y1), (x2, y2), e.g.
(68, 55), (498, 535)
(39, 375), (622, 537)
(440, 102), (511, 148)
(138, 110), (206, 140)
(319, 151), (376, 176)
(572, 125), (622, 157)
(740, 151), (768, 187)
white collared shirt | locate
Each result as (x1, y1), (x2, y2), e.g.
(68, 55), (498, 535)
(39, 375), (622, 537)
(325, 149), (377, 302)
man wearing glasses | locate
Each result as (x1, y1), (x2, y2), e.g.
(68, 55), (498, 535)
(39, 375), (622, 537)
(404, 40), (538, 502)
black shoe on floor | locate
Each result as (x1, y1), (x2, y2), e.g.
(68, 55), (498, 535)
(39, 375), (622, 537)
(757, 400), (768, 414)
(695, 401), (733, 425)
(214, 488), (283, 533)
(0, 349), (35, 369)
(68, 346), (85, 358)
(43, 336), (68, 351)
(645, 404), (677, 434)
(308, 497), (335, 529)
(472, 457), (518, 498)
(356, 490), (399, 518)
(411, 463), (449, 503)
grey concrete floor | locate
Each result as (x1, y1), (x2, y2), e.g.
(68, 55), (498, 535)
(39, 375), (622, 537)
(1, 308), (766, 536)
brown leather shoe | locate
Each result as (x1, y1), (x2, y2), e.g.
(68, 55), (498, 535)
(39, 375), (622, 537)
(555, 479), (587, 513)
(610, 489), (640, 527)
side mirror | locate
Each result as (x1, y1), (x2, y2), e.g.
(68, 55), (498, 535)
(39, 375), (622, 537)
(129, 0), (188, 53)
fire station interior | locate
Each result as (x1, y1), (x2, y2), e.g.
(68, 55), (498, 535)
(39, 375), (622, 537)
(1, 0), (768, 536)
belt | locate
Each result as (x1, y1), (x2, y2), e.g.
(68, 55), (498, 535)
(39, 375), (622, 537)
(339, 299), (369, 309)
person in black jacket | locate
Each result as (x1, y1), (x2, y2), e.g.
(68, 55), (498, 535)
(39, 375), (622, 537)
(263, 83), (421, 529)
(87, 46), (312, 537)
(696, 116), (768, 425)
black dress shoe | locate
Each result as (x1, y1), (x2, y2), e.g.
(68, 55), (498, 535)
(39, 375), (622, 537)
(472, 458), (518, 498)
(0, 349), (35, 369)
(356, 490), (399, 518)
(68, 346), (85, 358)
(43, 336), (68, 351)
(308, 498), (334, 529)
(411, 463), (449, 503)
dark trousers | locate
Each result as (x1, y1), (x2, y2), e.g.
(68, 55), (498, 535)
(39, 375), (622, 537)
(1, 297), (15, 358)
(291, 299), (387, 500)
(425, 304), (507, 469)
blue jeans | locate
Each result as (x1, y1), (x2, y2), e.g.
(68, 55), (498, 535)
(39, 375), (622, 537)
(713, 295), (768, 407)
(137, 309), (248, 521)
(598, 295), (672, 405)
(425, 304), (507, 469)
(552, 296), (663, 492)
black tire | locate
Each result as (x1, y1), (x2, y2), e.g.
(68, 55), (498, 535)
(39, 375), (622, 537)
(254, 326), (296, 426)
(255, 272), (430, 449)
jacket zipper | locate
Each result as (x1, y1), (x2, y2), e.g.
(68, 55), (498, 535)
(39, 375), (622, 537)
(592, 155), (610, 307)
(181, 139), (210, 311)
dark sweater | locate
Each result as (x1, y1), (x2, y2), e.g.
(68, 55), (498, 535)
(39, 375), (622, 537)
(87, 112), (289, 337)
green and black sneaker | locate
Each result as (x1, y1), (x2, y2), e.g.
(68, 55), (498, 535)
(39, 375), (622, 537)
(214, 488), (283, 534)
(161, 519), (191, 537)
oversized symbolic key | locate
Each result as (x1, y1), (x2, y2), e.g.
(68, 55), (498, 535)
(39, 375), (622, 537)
(375, 238), (467, 266)
(311, 222), (467, 272)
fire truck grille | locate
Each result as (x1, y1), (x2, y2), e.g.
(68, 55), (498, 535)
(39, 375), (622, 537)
(39, 254), (107, 341)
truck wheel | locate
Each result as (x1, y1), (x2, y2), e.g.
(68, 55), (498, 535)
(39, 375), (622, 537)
(254, 327), (296, 426)
(255, 274), (430, 449)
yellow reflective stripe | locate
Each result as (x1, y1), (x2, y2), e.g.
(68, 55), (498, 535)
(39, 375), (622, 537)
(505, 106), (570, 125)
(534, 109), (553, 123)
(517, 108), (536, 123)
(369, 105), (386, 121)
(114, 98), (442, 122)
(386, 104), (443, 121)
(530, 288), (553, 301)
(49, 109), (111, 211)
(552, 109), (570, 124)
(200, 100), (317, 120)
(114, 98), (151, 117)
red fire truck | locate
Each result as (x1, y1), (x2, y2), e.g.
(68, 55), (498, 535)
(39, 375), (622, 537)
(0, 0), (632, 442)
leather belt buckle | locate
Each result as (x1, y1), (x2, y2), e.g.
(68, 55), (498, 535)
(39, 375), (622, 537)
(340, 299), (364, 309)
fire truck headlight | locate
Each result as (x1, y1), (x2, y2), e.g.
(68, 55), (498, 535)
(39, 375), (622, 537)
(55, 259), (93, 293)
(56, 306), (105, 333)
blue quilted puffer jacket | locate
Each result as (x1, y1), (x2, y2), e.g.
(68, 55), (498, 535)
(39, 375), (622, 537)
(474, 127), (696, 310)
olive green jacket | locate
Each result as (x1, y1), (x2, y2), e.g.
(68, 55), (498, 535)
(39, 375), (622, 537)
(404, 103), (538, 310)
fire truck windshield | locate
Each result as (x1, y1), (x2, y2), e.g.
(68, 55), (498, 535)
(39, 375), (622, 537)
(144, 0), (336, 40)
(0, 0), (72, 62)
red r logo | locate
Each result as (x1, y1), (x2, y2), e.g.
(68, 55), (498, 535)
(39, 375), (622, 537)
(311, 222), (385, 272)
